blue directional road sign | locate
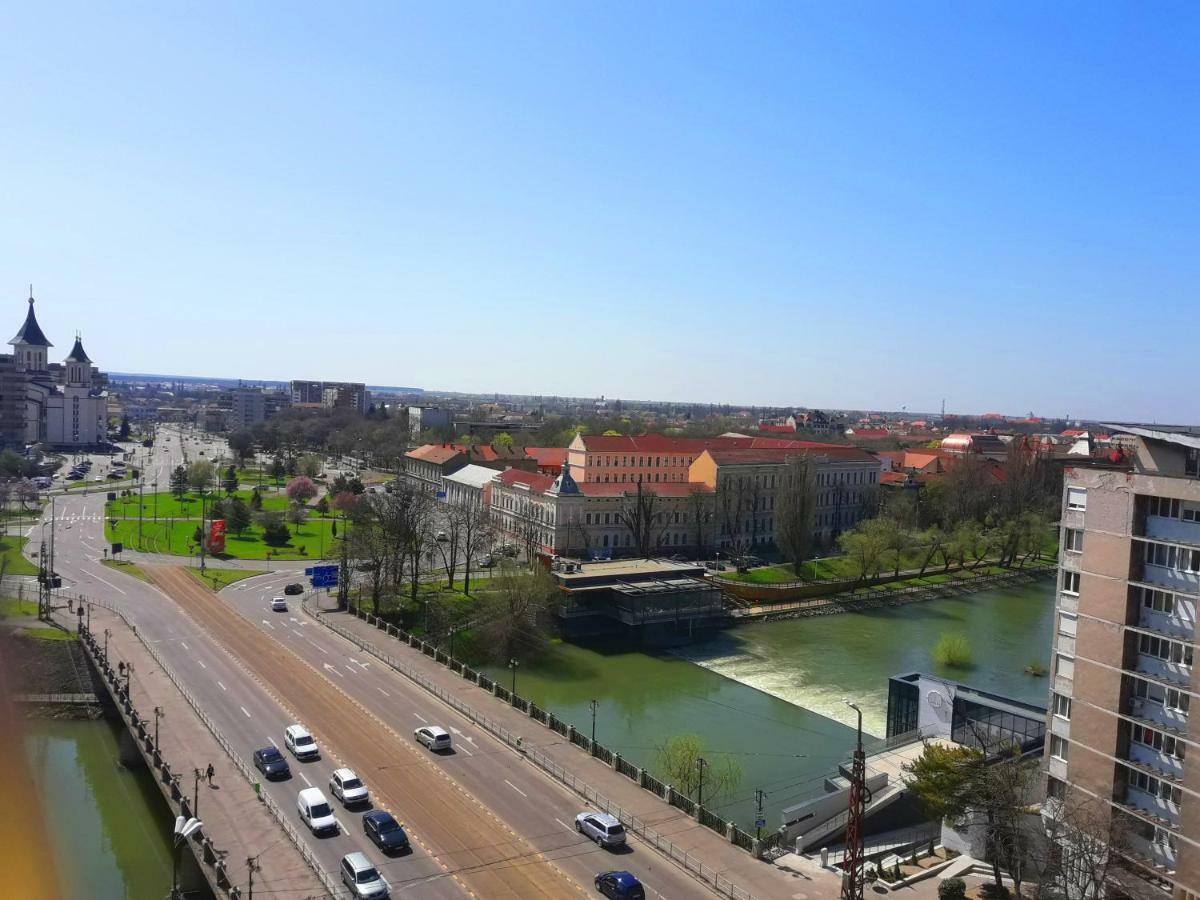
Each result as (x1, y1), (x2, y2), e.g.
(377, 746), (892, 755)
(308, 564), (339, 588)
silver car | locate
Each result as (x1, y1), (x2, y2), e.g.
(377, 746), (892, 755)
(575, 811), (626, 848)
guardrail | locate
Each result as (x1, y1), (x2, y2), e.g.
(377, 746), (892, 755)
(81, 596), (343, 898)
(306, 598), (762, 900)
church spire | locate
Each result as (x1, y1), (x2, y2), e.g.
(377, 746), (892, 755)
(9, 289), (52, 348)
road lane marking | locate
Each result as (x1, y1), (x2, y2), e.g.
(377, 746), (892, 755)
(90, 572), (128, 596)
(555, 818), (573, 832)
(218, 681), (227, 691)
(456, 744), (473, 757)
(413, 712), (427, 723)
(344, 666), (357, 675)
(504, 780), (527, 798)
(267, 737), (277, 747)
(321, 663), (343, 678)
(305, 638), (328, 654)
(197, 660), (207, 669)
(292, 629), (303, 637)
(240, 706), (251, 718)
(180, 641), (190, 650)
(376, 687), (390, 697)
(299, 772), (311, 787)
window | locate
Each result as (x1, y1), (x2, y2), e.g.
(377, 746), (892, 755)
(1064, 528), (1083, 553)
(1056, 655), (1075, 679)
(1165, 688), (1190, 713)
(1127, 769), (1182, 806)
(1141, 587), (1176, 614)
(1148, 497), (1182, 519)
(1062, 571), (1081, 595)
(1050, 735), (1069, 760)
(1132, 724), (1186, 760)
(1052, 693), (1072, 719)
(1066, 487), (1087, 511)
(1187, 449), (1199, 478)
(1138, 633), (1194, 667)
(1184, 503), (1200, 523)
(1058, 613), (1078, 637)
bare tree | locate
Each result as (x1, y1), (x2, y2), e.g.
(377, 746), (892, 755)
(436, 502), (466, 589)
(715, 474), (759, 564)
(457, 501), (494, 595)
(477, 562), (559, 662)
(1034, 786), (1135, 900)
(616, 481), (671, 559)
(776, 454), (817, 574)
(687, 490), (713, 560)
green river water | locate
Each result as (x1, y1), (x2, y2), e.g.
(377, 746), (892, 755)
(25, 717), (177, 900)
(486, 579), (1055, 829)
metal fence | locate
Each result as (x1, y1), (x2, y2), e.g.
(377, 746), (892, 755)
(311, 600), (760, 900)
(82, 597), (344, 899)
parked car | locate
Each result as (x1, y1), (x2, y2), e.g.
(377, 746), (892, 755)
(284, 724), (320, 761)
(253, 746), (291, 780)
(594, 871), (645, 900)
(478, 555), (495, 568)
(284, 582), (304, 595)
(65, 472), (82, 481)
(363, 810), (409, 853)
(414, 725), (452, 752)
(271, 597), (288, 612)
(435, 531), (448, 542)
(329, 767), (369, 807)
(575, 812), (627, 848)
(297, 787), (338, 835)
(340, 851), (389, 898)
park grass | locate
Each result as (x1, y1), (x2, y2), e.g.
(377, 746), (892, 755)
(105, 516), (340, 561)
(101, 559), (151, 582)
(0, 598), (39, 619)
(184, 567), (270, 591)
(21, 626), (76, 642)
(104, 489), (289, 519)
(0, 537), (38, 576)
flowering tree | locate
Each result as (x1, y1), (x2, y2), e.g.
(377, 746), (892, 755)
(330, 491), (359, 515)
(285, 476), (318, 506)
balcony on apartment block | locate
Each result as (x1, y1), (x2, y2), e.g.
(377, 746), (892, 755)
(1122, 784), (1180, 830)
(1128, 694), (1189, 734)
(1127, 740), (1186, 783)
(1137, 590), (1197, 641)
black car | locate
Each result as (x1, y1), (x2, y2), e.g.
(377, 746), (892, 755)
(363, 810), (409, 853)
(253, 746), (291, 780)
(283, 583), (304, 596)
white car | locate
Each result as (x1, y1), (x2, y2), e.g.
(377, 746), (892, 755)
(270, 596), (288, 612)
(284, 724), (319, 761)
(340, 852), (389, 898)
(297, 787), (338, 835)
(414, 725), (452, 752)
(575, 811), (627, 848)
(329, 767), (369, 807)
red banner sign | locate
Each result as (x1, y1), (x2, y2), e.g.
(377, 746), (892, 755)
(207, 519), (226, 554)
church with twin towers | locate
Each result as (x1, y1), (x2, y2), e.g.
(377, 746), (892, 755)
(0, 289), (108, 449)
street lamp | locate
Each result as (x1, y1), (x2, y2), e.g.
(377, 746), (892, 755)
(508, 658), (519, 697)
(103, 628), (111, 660)
(589, 699), (599, 746)
(171, 815), (203, 899)
(153, 706), (163, 749)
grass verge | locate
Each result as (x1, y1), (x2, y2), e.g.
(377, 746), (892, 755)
(185, 567), (271, 591)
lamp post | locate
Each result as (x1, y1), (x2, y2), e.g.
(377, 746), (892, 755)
(153, 706), (163, 749)
(589, 699), (599, 746)
(103, 628), (111, 660)
(508, 658), (519, 697)
(170, 815), (203, 899)
(696, 756), (708, 809)
(842, 698), (869, 900)
(193, 767), (202, 816)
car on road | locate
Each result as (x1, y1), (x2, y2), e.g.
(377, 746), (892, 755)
(284, 724), (320, 761)
(435, 530), (448, 542)
(297, 787), (338, 835)
(253, 746), (291, 780)
(283, 582), (304, 595)
(414, 725), (452, 752)
(329, 767), (369, 807)
(65, 472), (82, 481)
(575, 812), (627, 848)
(340, 851), (389, 898)
(270, 597), (288, 612)
(362, 810), (409, 853)
(594, 871), (645, 899)
(478, 555), (494, 568)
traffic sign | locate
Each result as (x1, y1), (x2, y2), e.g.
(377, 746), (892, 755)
(755, 818), (766, 829)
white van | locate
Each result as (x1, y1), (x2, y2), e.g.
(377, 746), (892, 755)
(284, 724), (319, 761)
(297, 787), (338, 835)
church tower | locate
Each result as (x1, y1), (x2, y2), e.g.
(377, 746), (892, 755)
(64, 333), (93, 386)
(9, 288), (52, 372)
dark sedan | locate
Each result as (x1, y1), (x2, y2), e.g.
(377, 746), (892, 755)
(253, 746), (291, 780)
(283, 583), (304, 595)
(363, 810), (409, 853)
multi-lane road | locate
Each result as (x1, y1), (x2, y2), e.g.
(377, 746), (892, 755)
(37, 430), (722, 899)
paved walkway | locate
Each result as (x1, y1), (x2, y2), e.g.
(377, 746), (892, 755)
(309, 602), (841, 900)
(87, 607), (329, 899)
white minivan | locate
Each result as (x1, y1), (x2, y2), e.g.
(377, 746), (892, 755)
(284, 724), (319, 761)
(414, 725), (452, 752)
(340, 851), (389, 898)
(297, 787), (338, 835)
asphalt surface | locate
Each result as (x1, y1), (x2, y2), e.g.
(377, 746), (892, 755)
(35, 430), (721, 900)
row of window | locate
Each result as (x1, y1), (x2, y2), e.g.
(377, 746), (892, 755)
(1132, 723), (1187, 760)
(1133, 677), (1191, 713)
(1146, 496), (1200, 522)
(1144, 541), (1200, 575)
(1064, 528), (1083, 553)
(1126, 768), (1183, 807)
(588, 454), (695, 469)
(1138, 632), (1194, 667)
(1140, 586), (1179, 614)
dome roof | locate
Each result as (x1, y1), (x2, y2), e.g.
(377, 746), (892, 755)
(548, 464), (581, 495)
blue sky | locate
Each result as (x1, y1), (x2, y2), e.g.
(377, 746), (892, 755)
(2, 3), (1195, 421)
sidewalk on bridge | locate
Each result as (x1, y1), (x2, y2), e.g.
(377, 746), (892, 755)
(89, 607), (328, 899)
(315, 605), (840, 900)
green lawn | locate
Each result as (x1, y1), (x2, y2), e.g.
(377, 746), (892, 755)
(185, 567), (270, 591)
(101, 559), (151, 582)
(105, 489), (289, 518)
(0, 537), (38, 576)
(105, 517), (340, 561)
(0, 598), (38, 619)
(21, 627), (76, 641)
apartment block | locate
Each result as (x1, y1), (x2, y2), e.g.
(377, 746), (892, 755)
(1045, 424), (1200, 897)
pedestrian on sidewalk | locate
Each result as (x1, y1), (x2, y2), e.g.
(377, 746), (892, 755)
(206, 763), (215, 784)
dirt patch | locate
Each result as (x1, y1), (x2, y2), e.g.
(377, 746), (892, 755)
(0, 631), (97, 695)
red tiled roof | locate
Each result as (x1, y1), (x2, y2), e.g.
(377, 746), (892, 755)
(578, 482), (710, 498)
(471, 445), (500, 461)
(496, 469), (555, 492)
(576, 434), (843, 454)
(524, 447), (568, 466)
(846, 428), (890, 439)
(406, 444), (468, 464)
(757, 424), (797, 433)
(705, 446), (878, 465)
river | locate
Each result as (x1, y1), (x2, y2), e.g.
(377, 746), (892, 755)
(25, 717), (178, 900)
(485, 579), (1054, 829)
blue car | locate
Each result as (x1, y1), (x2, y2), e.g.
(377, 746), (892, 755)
(595, 871), (645, 900)
(363, 810), (409, 854)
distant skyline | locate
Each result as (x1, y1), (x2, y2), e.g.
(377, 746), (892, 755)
(3, 3), (1196, 421)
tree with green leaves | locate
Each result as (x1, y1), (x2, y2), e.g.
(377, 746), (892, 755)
(226, 496), (252, 536)
(222, 464), (238, 496)
(170, 465), (188, 500)
(287, 500), (308, 533)
(494, 432), (514, 447)
(257, 511), (291, 546)
(186, 460), (215, 494)
(655, 734), (742, 807)
(269, 455), (286, 486)
(839, 519), (890, 585)
(250, 488), (263, 511)
(227, 428), (255, 463)
(119, 415), (131, 440)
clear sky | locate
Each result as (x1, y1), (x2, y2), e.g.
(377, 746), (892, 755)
(2, 3), (1196, 421)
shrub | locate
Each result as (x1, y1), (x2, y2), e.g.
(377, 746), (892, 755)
(1026, 660), (1047, 676)
(938, 877), (967, 900)
(933, 632), (974, 669)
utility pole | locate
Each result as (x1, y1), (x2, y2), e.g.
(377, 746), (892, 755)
(48, 494), (56, 596)
(193, 767), (202, 816)
(154, 706), (163, 749)
(508, 658), (519, 696)
(138, 479), (144, 547)
(755, 788), (767, 840)
(842, 699), (871, 900)
(246, 855), (261, 900)
(696, 756), (707, 809)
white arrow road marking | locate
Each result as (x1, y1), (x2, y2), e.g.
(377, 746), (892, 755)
(322, 663), (343, 678)
(504, 780), (527, 798)
(447, 726), (476, 744)
(348, 658), (369, 670)
(261, 620), (275, 630)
